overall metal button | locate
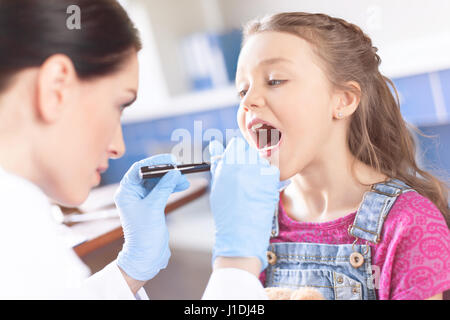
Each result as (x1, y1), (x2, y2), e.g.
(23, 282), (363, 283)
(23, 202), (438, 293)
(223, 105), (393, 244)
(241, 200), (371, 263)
(267, 251), (277, 265)
(349, 251), (364, 268)
(336, 276), (344, 284)
(352, 287), (359, 295)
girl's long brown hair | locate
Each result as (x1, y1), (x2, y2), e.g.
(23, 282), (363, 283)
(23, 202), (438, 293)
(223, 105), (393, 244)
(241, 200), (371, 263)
(243, 12), (449, 225)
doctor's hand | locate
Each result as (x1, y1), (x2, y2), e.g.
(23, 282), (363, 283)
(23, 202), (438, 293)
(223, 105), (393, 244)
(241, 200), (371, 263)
(208, 137), (280, 273)
(114, 154), (190, 282)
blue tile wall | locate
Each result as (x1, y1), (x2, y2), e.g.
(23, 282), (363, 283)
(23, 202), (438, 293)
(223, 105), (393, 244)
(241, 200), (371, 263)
(182, 30), (242, 91)
(392, 68), (450, 180)
(415, 123), (450, 180)
(392, 68), (449, 126)
(439, 69), (450, 115)
(392, 73), (437, 125)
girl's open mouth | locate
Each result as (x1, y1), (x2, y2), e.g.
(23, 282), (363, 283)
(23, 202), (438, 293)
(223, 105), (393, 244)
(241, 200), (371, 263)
(247, 119), (283, 157)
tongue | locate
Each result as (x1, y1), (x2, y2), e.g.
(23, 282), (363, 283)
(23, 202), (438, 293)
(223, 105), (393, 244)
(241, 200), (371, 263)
(256, 124), (281, 149)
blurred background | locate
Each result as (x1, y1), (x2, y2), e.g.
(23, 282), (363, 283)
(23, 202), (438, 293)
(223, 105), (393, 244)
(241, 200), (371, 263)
(77, 0), (450, 299)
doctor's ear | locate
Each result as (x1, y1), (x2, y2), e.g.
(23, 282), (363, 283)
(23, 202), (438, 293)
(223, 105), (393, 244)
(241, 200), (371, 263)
(36, 54), (78, 123)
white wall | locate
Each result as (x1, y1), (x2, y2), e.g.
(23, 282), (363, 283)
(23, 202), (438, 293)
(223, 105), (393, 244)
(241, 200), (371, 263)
(120, 0), (170, 122)
(121, 0), (236, 122)
(217, 0), (450, 78)
(138, 0), (220, 96)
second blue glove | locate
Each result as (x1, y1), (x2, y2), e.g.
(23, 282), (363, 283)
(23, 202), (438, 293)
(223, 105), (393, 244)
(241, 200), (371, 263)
(209, 137), (281, 271)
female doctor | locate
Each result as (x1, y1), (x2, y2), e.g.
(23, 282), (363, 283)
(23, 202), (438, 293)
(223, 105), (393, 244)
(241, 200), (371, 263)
(0, 0), (279, 299)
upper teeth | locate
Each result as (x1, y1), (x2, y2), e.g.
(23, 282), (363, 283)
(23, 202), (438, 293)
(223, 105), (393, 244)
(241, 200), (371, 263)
(251, 123), (263, 132)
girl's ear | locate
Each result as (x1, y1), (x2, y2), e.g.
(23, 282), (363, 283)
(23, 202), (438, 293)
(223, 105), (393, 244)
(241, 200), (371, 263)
(36, 54), (77, 123)
(333, 81), (361, 119)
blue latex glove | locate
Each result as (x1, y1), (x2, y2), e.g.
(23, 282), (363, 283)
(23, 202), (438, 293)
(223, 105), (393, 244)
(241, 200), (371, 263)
(114, 154), (190, 281)
(209, 137), (281, 271)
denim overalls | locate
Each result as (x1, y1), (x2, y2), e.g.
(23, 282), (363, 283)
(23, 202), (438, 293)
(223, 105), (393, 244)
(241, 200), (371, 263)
(264, 178), (416, 300)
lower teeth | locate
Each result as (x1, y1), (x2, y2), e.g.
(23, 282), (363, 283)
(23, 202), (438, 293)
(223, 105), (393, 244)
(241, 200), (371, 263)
(260, 144), (278, 151)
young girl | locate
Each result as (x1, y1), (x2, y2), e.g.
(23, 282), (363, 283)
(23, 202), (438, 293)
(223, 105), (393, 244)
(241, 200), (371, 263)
(234, 12), (450, 300)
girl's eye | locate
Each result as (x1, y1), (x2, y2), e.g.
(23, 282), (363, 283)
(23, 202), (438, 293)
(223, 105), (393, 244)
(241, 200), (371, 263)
(268, 79), (285, 86)
(119, 104), (128, 114)
(238, 90), (247, 99)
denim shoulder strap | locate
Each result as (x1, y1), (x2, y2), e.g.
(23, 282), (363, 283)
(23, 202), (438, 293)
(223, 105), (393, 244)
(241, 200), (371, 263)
(348, 178), (415, 244)
(271, 204), (280, 238)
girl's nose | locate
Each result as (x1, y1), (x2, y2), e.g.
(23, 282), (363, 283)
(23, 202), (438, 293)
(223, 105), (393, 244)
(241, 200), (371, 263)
(108, 124), (126, 159)
(241, 87), (265, 112)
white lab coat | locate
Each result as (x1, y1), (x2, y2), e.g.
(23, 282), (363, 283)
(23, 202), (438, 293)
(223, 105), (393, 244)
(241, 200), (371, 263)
(0, 166), (267, 299)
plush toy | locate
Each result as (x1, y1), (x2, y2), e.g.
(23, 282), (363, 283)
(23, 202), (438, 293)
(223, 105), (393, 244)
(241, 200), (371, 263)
(265, 287), (325, 300)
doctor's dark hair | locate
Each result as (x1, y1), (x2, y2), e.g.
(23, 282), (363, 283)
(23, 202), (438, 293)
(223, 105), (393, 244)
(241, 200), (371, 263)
(0, 0), (142, 92)
(243, 12), (449, 225)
